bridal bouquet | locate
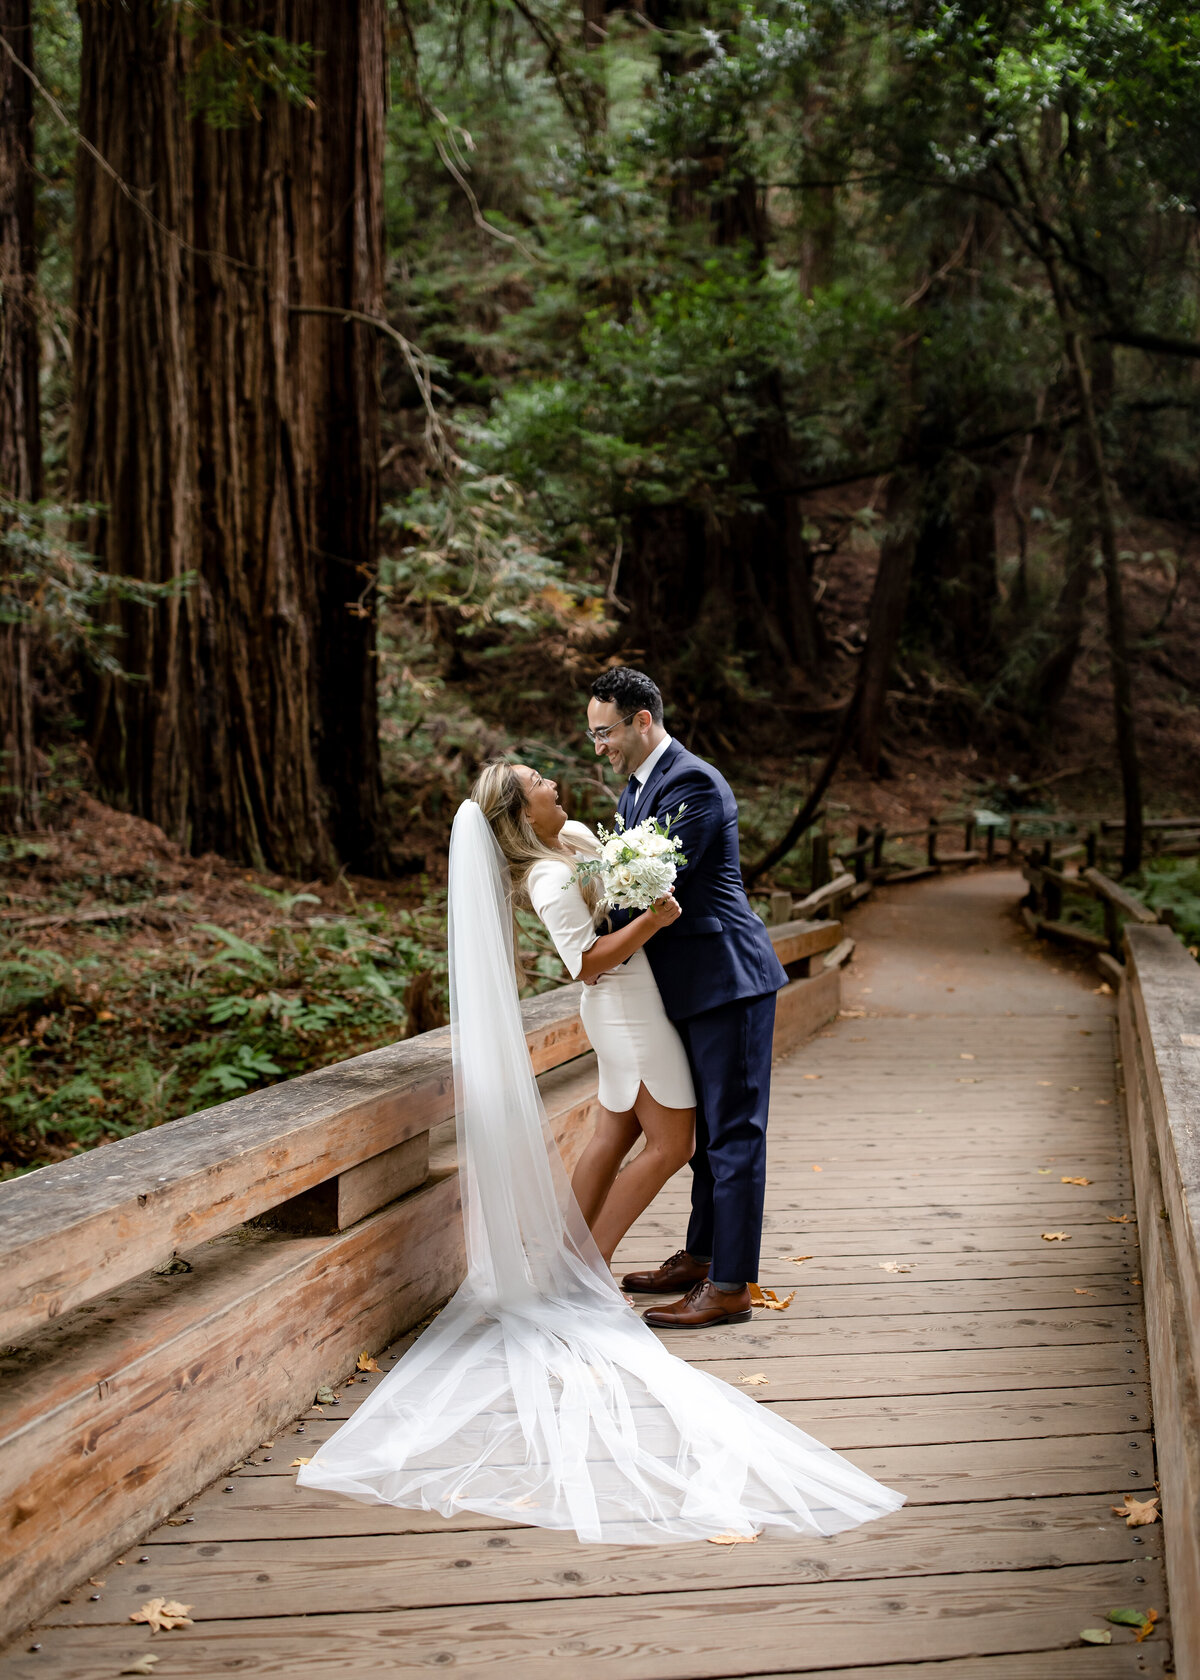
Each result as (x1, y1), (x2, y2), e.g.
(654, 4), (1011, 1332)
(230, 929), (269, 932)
(571, 806), (688, 912)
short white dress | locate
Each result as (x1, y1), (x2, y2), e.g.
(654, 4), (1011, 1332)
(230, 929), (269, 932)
(527, 821), (696, 1114)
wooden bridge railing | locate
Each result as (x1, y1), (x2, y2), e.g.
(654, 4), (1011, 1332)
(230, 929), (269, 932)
(1120, 923), (1200, 1676)
(0, 915), (843, 1641)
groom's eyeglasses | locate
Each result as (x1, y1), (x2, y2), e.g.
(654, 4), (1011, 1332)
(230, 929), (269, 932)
(585, 713), (636, 745)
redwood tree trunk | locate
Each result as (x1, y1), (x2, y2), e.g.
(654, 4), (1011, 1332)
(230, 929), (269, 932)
(0, 0), (41, 831)
(855, 465), (920, 775)
(72, 1), (385, 874)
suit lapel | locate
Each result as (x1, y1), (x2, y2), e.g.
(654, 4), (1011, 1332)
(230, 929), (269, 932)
(634, 739), (682, 820)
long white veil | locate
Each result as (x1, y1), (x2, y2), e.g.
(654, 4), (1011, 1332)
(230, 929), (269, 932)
(297, 801), (903, 1543)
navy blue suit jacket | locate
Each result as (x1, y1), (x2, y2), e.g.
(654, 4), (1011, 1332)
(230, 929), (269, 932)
(617, 740), (787, 1022)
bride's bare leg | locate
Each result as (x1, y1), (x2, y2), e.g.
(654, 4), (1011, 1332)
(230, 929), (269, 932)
(571, 1104), (641, 1228)
(590, 1086), (695, 1265)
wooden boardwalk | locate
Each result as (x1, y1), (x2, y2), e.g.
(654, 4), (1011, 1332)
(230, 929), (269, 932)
(7, 871), (1171, 1678)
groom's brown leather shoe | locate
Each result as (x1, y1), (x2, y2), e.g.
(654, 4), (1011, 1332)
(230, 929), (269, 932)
(620, 1249), (710, 1295)
(642, 1280), (753, 1328)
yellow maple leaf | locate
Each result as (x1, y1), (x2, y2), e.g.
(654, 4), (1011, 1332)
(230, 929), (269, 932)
(356, 1351), (380, 1372)
(779, 1254), (814, 1264)
(1074, 1288), (1093, 1295)
(811, 1163), (823, 1172)
(803, 1073), (822, 1080)
(291, 1457), (312, 1467)
(1107, 1213), (1134, 1223)
(707, 1531), (759, 1545)
(129, 1598), (193, 1634)
(1041, 1231), (1071, 1241)
(749, 1284), (794, 1311)
(1112, 1494), (1160, 1527)
(959, 1053), (975, 1060)
(1061, 1176), (1092, 1185)
(738, 1372), (770, 1386)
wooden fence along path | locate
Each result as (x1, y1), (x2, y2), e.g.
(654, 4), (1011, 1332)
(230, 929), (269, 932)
(3, 867), (1197, 1677)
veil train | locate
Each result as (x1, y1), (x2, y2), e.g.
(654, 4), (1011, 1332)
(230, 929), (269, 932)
(297, 801), (904, 1544)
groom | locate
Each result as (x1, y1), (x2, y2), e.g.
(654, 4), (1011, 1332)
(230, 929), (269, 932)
(586, 666), (788, 1328)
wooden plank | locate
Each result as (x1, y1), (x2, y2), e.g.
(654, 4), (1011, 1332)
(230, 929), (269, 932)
(41, 1496), (1161, 1623)
(791, 872), (855, 918)
(773, 967), (840, 1057)
(822, 936), (855, 969)
(1120, 937), (1200, 1680)
(747, 1651), (1169, 1680)
(1082, 868), (1158, 925)
(694, 1342), (1145, 1398)
(0, 985), (589, 1345)
(4, 1564), (1165, 1679)
(769, 917), (843, 968)
(0, 1060), (598, 1641)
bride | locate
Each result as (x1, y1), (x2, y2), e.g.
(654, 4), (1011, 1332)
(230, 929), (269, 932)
(297, 770), (903, 1545)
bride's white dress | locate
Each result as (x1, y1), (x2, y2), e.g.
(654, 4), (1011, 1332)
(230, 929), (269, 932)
(296, 801), (903, 1545)
(527, 820), (694, 1112)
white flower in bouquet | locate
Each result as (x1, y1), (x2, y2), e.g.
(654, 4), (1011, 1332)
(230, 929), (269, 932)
(568, 805), (689, 912)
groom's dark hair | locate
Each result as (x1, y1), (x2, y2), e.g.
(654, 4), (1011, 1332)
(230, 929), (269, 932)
(590, 665), (664, 725)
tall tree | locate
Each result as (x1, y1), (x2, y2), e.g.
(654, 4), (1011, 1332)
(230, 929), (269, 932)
(0, 0), (41, 831)
(71, 0), (385, 874)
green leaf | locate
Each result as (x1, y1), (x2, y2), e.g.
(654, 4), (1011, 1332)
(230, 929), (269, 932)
(1106, 1608), (1151, 1628)
(1080, 1629), (1112, 1645)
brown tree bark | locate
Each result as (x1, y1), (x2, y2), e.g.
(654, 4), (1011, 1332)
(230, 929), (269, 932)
(71, 1), (385, 874)
(0, 0), (41, 831)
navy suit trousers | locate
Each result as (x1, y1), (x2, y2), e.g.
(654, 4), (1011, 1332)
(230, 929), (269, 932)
(676, 990), (776, 1286)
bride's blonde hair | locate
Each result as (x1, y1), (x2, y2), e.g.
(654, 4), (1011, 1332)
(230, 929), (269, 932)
(470, 761), (601, 913)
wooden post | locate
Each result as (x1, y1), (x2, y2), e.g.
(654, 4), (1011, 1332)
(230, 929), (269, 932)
(767, 888), (792, 927)
(871, 825), (885, 875)
(986, 825), (996, 865)
(1040, 836), (1053, 868)
(964, 816), (976, 854)
(811, 832), (831, 891)
(1010, 816), (1021, 860)
(854, 823), (869, 884)
(927, 818), (939, 867)
(1087, 827), (1099, 869)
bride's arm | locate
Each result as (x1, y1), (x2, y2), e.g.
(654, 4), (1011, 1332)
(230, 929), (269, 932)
(577, 894), (681, 983)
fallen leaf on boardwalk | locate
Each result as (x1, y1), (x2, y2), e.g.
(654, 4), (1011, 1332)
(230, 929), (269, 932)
(738, 1373), (770, 1386)
(880, 1261), (914, 1273)
(1041, 1231), (1072, 1241)
(1106, 1608), (1157, 1635)
(164, 1518), (188, 1527)
(1037, 1168), (1052, 1174)
(959, 1053), (975, 1060)
(1037, 1080), (1053, 1086)
(707, 1531), (759, 1545)
(357, 1351), (381, 1372)
(1096, 1098), (1111, 1105)
(780, 1254), (814, 1264)
(1094, 983), (1114, 996)
(120, 1658), (161, 1676)
(1062, 1176), (1092, 1185)
(957, 1077), (980, 1083)
(1112, 1495), (1160, 1527)
(130, 1598), (193, 1634)
(1074, 1288), (1093, 1295)
(749, 1284), (795, 1310)
(1079, 1629), (1112, 1645)
(1182, 1033), (1200, 1048)
(803, 1073), (822, 1080)
(1107, 1214), (1134, 1223)
(259, 1440), (274, 1449)
(811, 1164), (823, 1172)
(839, 1009), (866, 1018)
(315, 1385), (337, 1406)
(291, 1458), (312, 1467)
(1068, 1085), (1081, 1091)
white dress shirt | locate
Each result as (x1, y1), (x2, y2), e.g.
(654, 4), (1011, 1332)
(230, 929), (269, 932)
(631, 733), (673, 808)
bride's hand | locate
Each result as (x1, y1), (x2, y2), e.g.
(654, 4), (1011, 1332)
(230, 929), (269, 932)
(648, 891), (682, 927)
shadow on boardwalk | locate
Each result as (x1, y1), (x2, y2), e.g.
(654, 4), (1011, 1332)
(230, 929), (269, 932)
(8, 871), (1171, 1678)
